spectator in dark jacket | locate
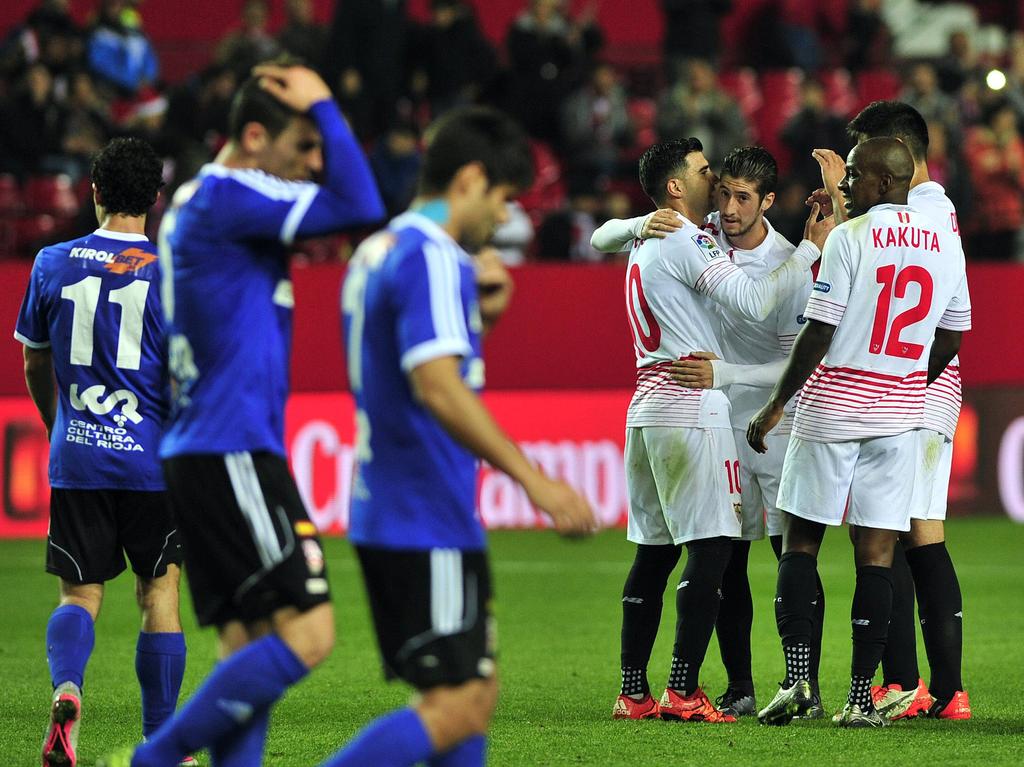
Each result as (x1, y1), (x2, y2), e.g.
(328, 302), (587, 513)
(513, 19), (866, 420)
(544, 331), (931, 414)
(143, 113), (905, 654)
(277, 0), (329, 74)
(411, 0), (496, 117)
(327, 0), (413, 141)
(506, 0), (603, 146)
(780, 79), (849, 191)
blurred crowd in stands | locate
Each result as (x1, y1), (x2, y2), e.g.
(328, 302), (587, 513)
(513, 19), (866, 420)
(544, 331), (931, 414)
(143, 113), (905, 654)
(2, 0), (1024, 263)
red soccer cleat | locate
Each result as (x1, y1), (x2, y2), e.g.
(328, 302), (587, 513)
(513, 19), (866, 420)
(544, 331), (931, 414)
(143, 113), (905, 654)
(42, 692), (80, 767)
(659, 686), (737, 723)
(899, 679), (933, 719)
(613, 693), (661, 720)
(930, 690), (971, 720)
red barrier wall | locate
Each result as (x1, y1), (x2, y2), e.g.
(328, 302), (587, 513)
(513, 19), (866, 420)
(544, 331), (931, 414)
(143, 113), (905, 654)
(6, 386), (1023, 538)
(1, 261), (1021, 397)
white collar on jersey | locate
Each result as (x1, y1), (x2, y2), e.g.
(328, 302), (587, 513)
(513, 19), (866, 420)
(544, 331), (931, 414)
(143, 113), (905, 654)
(93, 228), (149, 242)
(908, 180), (947, 199)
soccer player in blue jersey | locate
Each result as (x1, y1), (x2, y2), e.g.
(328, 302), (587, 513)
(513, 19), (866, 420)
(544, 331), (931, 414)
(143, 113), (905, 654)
(329, 107), (597, 767)
(100, 63), (384, 767)
(15, 138), (194, 767)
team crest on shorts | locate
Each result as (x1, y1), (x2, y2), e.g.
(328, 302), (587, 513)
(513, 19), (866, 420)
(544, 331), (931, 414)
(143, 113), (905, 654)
(302, 538), (325, 576)
(691, 232), (723, 262)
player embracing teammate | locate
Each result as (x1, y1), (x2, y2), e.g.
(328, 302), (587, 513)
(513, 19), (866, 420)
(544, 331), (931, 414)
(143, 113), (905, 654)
(809, 101), (972, 720)
(595, 138), (829, 722)
(750, 137), (969, 727)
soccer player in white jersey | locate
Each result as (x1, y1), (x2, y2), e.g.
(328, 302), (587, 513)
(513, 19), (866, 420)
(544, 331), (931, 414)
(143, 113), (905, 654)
(749, 138), (970, 728)
(605, 138), (827, 723)
(810, 101), (972, 720)
(592, 146), (828, 718)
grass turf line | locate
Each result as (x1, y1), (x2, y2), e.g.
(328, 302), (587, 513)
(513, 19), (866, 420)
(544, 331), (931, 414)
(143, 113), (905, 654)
(0, 517), (1021, 765)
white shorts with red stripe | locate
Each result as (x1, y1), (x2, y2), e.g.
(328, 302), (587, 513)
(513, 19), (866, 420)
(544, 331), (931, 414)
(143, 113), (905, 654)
(910, 430), (953, 521)
(625, 426), (742, 545)
(777, 430), (924, 532)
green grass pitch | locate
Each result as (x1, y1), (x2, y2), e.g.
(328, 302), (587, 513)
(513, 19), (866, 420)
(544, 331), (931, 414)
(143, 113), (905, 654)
(2, 517), (1022, 765)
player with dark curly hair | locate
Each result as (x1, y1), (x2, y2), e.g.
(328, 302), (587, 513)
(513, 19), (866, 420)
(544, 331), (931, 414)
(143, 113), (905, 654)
(15, 137), (197, 766)
(91, 137), (165, 217)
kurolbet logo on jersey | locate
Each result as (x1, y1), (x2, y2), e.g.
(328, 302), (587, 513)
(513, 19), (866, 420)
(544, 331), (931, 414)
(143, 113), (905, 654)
(813, 280), (832, 293)
(69, 245), (157, 274)
(691, 232), (723, 263)
(104, 247), (158, 274)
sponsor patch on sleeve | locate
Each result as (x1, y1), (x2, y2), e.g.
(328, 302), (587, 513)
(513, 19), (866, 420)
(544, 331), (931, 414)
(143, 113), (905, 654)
(691, 232), (724, 262)
(812, 280), (831, 293)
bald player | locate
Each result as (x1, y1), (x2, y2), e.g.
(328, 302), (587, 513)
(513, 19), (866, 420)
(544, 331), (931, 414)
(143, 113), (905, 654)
(812, 101), (972, 720)
(749, 138), (970, 728)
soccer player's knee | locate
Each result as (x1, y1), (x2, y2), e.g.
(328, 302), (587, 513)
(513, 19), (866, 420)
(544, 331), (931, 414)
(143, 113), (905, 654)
(458, 679), (498, 735)
(853, 531), (898, 568)
(419, 679), (495, 744)
(683, 536), (732, 581)
(904, 519), (944, 549)
(632, 543), (679, 581)
(59, 581), (103, 620)
(135, 567), (180, 611)
(279, 604), (335, 668)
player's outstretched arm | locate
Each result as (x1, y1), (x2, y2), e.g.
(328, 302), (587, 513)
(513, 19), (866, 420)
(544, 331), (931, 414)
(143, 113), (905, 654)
(409, 356), (598, 538)
(746, 319), (836, 452)
(590, 209), (681, 252)
(23, 346), (56, 439)
(699, 204), (831, 322)
(928, 328), (962, 384)
(671, 354), (789, 390)
(252, 64), (385, 238)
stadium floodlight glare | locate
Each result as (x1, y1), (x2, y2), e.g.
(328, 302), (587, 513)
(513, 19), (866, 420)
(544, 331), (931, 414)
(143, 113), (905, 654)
(986, 69), (1007, 90)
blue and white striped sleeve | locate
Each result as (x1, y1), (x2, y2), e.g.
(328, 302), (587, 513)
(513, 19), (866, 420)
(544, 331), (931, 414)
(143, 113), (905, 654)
(215, 99), (383, 246)
(395, 241), (472, 373)
(14, 256), (50, 349)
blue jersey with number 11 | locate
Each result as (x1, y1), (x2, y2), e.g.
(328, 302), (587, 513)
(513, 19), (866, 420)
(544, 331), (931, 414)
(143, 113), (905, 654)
(14, 230), (167, 490)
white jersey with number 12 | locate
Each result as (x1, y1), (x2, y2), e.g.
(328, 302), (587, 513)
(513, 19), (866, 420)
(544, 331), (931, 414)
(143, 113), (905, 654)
(794, 203), (971, 442)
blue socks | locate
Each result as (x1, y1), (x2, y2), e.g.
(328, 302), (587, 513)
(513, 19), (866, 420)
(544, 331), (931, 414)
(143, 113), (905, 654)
(133, 634), (308, 767)
(320, 708), (435, 767)
(46, 604), (94, 690)
(209, 705), (271, 767)
(135, 632), (186, 738)
(429, 735), (486, 767)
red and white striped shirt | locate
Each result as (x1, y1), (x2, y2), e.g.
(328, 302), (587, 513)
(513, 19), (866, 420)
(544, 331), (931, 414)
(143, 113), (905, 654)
(908, 182), (965, 439)
(624, 212), (817, 428)
(793, 203), (971, 443)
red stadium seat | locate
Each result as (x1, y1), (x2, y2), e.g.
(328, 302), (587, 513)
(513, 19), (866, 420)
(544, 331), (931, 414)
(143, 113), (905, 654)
(819, 68), (857, 118)
(518, 141), (567, 229)
(13, 214), (59, 255)
(854, 69), (902, 113)
(24, 174), (80, 218)
(626, 98), (658, 156)
(0, 174), (23, 216)
(718, 68), (763, 122)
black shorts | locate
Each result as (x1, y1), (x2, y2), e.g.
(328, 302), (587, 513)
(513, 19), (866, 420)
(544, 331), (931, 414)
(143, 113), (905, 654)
(356, 546), (495, 690)
(47, 488), (183, 584)
(162, 451), (331, 627)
